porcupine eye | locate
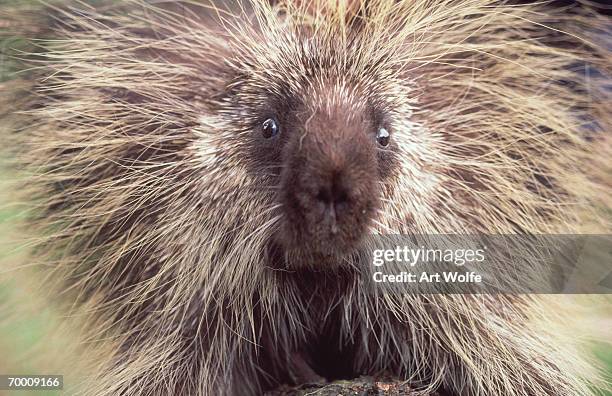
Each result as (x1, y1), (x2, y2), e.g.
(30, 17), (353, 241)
(262, 118), (279, 139)
(376, 127), (390, 147)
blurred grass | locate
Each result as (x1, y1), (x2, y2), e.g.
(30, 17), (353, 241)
(0, 1), (611, 395)
(1, 2), (62, 386)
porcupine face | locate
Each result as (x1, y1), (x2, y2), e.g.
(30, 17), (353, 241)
(225, 32), (405, 267)
(274, 82), (390, 259)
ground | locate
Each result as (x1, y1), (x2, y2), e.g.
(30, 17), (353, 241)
(266, 377), (443, 396)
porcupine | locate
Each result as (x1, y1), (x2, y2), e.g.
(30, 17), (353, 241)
(1, 0), (611, 394)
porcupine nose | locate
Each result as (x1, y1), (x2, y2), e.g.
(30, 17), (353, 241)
(282, 133), (377, 255)
(314, 171), (350, 235)
(278, 107), (379, 257)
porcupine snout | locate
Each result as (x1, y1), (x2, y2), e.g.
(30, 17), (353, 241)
(278, 103), (380, 260)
